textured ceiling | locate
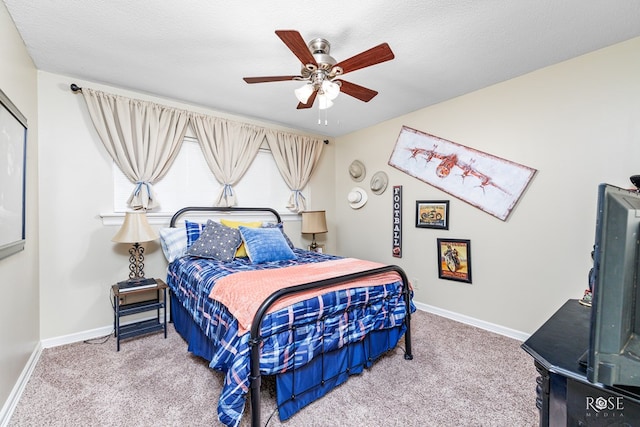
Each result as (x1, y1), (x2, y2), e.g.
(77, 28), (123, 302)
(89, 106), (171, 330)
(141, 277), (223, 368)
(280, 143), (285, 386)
(4, 0), (640, 137)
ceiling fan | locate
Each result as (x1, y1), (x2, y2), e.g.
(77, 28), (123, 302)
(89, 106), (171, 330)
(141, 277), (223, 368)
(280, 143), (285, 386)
(243, 30), (395, 110)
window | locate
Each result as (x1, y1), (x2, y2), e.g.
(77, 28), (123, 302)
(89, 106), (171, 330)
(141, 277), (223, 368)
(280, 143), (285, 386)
(113, 137), (308, 214)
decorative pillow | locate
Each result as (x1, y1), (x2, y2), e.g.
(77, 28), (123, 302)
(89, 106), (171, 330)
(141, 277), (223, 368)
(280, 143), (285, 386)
(186, 220), (242, 262)
(261, 222), (295, 249)
(159, 227), (188, 263)
(220, 219), (262, 257)
(185, 220), (206, 248)
(239, 225), (297, 264)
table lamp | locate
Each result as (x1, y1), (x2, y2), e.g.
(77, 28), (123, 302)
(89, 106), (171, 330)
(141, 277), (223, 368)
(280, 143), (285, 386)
(301, 210), (328, 250)
(112, 211), (159, 283)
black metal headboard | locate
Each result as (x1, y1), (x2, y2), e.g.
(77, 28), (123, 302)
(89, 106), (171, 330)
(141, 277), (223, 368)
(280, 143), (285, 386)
(169, 206), (282, 228)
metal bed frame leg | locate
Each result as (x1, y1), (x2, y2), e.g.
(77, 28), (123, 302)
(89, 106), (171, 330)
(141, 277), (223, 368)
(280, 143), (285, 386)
(249, 336), (262, 427)
(402, 271), (414, 360)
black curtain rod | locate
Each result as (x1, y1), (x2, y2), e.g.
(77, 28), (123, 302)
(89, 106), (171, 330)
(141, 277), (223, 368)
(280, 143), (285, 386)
(70, 82), (329, 144)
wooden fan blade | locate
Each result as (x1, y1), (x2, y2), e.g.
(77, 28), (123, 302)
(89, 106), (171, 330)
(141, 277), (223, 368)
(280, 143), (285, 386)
(333, 43), (394, 75)
(336, 80), (378, 102)
(297, 89), (318, 109)
(275, 30), (317, 67)
(243, 76), (300, 84)
(334, 80), (378, 102)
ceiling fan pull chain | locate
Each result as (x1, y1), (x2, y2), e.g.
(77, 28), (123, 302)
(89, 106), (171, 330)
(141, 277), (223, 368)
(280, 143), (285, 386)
(317, 104), (329, 126)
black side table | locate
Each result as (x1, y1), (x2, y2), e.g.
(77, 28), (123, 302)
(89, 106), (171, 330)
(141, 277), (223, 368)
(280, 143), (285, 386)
(111, 279), (168, 351)
(522, 299), (640, 426)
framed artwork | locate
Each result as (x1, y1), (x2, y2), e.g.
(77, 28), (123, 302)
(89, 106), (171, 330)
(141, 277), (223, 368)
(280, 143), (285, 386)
(0, 88), (27, 261)
(389, 126), (536, 221)
(437, 238), (472, 283)
(416, 200), (449, 229)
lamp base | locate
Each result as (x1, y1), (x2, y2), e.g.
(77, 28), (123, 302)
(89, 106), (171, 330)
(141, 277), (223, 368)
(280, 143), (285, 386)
(128, 243), (146, 279)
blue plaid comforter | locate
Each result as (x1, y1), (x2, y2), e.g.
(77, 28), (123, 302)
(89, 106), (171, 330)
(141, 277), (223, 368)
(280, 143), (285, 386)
(166, 249), (412, 426)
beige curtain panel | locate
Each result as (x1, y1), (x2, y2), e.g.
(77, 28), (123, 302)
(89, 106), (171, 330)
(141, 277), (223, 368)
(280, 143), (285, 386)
(81, 88), (190, 210)
(190, 114), (265, 207)
(265, 131), (324, 213)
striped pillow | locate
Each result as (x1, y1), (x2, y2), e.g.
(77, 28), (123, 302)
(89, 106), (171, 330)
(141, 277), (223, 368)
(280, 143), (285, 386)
(159, 227), (188, 263)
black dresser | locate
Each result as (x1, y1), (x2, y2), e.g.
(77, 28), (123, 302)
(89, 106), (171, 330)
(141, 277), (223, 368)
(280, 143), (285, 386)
(521, 299), (640, 426)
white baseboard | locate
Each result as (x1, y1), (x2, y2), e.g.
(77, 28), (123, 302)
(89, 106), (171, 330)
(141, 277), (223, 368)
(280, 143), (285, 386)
(40, 310), (170, 348)
(0, 342), (42, 427)
(414, 301), (530, 342)
(40, 325), (115, 349)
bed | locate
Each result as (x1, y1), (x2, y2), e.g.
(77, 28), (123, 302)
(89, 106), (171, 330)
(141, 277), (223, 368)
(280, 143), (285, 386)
(161, 206), (414, 427)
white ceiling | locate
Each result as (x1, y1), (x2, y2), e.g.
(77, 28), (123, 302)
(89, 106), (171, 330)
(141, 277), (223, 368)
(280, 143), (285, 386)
(4, 1), (640, 137)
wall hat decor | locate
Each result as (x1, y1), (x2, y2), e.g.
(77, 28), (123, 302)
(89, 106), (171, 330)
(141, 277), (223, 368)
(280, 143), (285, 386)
(370, 171), (388, 195)
(347, 187), (368, 209)
(349, 160), (366, 182)
(389, 126), (536, 221)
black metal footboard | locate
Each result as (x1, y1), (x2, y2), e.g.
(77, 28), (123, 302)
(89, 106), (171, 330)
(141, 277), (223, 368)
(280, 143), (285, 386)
(248, 265), (413, 427)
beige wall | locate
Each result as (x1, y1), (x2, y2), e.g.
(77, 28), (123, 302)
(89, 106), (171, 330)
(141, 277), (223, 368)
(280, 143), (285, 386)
(0, 1), (39, 418)
(334, 36), (640, 334)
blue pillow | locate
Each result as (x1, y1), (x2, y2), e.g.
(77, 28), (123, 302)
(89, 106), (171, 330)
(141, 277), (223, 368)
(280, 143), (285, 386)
(185, 220), (205, 248)
(239, 225), (297, 264)
(186, 220), (241, 262)
(261, 222), (295, 249)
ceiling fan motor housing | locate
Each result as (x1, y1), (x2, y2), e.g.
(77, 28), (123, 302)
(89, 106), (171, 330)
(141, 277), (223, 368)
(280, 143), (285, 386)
(303, 38), (338, 72)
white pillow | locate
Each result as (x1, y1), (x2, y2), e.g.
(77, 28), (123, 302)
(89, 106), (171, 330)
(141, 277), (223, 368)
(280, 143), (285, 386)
(159, 227), (188, 263)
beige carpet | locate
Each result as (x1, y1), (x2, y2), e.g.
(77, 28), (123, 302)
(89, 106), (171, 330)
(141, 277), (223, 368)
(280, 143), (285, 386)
(9, 310), (539, 426)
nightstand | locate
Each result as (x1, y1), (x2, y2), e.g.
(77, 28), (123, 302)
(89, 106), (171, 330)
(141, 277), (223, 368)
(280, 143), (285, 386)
(111, 278), (167, 351)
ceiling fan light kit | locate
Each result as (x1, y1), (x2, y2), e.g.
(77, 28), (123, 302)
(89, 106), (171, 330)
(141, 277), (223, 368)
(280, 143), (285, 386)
(294, 84), (314, 103)
(243, 30), (394, 113)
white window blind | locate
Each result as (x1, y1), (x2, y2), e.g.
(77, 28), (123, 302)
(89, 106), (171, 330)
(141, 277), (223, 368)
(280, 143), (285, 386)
(113, 137), (307, 214)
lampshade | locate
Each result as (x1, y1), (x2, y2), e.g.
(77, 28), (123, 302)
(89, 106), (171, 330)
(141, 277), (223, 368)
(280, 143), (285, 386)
(301, 210), (328, 234)
(321, 80), (340, 100)
(294, 84), (314, 103)
(112, 211), (159, 243)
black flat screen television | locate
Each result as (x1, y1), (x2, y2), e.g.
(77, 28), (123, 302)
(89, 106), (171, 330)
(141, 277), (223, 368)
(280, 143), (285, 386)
(587, 183), (640, 387)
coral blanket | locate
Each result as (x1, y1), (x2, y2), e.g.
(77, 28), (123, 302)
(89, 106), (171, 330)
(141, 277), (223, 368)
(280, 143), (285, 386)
(209, 258), (403, 334)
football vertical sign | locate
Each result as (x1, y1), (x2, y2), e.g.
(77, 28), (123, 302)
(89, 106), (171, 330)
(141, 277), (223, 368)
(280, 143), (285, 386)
(392, 185), (402, 257)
